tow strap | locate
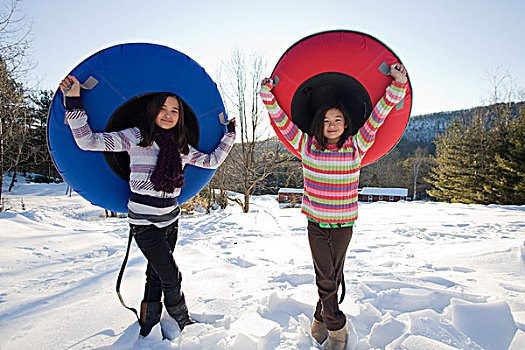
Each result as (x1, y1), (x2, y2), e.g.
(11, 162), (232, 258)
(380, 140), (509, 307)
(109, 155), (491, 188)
(116, 229), (140, 321)
(339, 273), (346, 304)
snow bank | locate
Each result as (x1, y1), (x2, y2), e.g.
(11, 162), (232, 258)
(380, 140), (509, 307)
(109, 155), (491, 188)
(446, 299), (517, 350)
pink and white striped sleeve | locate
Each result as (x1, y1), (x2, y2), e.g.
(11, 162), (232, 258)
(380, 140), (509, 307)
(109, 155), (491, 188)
(259, 84), (308, 155)
(65, 109), (141, 152)
(184, 131), (236, 169)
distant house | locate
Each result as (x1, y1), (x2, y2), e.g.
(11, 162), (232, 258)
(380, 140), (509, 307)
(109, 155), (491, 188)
(277, 188), (303, 207)
(358, 187), (408, 202)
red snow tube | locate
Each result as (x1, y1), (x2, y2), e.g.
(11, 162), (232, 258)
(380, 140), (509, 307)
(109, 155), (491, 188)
(269, 30), (412, 166)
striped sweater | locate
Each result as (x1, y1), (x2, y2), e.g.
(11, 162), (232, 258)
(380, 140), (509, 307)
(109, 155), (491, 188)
(65, 108), (235, 227)
(259, 81), (407, 224)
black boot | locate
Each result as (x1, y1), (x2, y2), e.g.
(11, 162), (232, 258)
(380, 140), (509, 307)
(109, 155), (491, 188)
(139, 301), (162, 337)
(165, 294), (195, 331)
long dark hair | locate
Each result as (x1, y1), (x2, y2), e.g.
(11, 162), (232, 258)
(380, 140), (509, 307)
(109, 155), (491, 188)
(310, 103), (353, 150)
(138, 92), (189, 155)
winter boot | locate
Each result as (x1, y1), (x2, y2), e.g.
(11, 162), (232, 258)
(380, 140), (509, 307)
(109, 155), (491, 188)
(165, 294), (195, 331)
(139, 301), (162, 337)
(311, 319), (328, 344)
(323, 324), (348, 350)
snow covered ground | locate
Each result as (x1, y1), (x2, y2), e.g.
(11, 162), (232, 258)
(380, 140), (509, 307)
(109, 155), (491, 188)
(1, 180), (524, 349)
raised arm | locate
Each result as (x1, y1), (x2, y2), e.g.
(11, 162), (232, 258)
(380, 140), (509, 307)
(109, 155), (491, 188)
(184, 127), (236, 169)
(259, 79), (308, 155)
(353, 64), (408, 158)
(61, 75), (141, 152)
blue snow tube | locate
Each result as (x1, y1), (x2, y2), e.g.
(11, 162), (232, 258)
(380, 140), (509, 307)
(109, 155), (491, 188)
(47, 43), (228, 213)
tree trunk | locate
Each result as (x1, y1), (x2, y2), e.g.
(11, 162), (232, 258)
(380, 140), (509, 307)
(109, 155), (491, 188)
(0, 170), (3, 212)
(8, 169), (16, 192)
(243, 191), (250, 213)
(0, 111), (3, 211)
(413, 162), (420, 200)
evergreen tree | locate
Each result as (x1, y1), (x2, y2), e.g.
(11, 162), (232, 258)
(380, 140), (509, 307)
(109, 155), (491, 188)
(27, 89), (57, 179)
(484, 113), (525, 204)
(428, 103), (524, 205)
(285, 173), (299, 188)
(1, 56), (28, 190)
(427, 112), (492, 203)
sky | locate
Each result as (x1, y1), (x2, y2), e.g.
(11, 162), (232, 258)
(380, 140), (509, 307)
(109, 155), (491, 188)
(14, 0), (525, 116)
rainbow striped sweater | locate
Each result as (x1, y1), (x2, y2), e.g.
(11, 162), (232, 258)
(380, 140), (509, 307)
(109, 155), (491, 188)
(259, 81), (407, 224)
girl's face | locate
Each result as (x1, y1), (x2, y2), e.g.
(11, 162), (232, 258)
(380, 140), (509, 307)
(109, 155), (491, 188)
(323, 108), (347, 144)
(155, 96), (180, 129)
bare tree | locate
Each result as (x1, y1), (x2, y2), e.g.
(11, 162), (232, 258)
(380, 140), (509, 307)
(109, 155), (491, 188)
(215, 49), (294, 213)
(1, 0), (32, 210)
(484, 64), (520, 105)
(0, 57), (33, 189)
(360, 149), (405, 188)
(483, 64), (523, 126)
(1, 0), (32, 78)
(403, 146), (432, 200)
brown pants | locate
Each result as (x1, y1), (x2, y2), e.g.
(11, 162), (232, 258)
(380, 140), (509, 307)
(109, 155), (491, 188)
(307, 221), (353, 331)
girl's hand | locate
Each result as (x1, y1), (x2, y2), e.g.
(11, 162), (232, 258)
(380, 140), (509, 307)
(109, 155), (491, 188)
(390, 64), (407, 85)
(227, 119), (236, 133)
(261, 78), (274, 89)
(60, 75), (81, 97)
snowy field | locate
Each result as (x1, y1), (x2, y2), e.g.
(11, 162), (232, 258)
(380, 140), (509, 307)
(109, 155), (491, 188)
(1, 180), (524, 350)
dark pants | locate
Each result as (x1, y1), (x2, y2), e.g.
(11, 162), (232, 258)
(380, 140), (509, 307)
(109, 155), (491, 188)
(131, 220), (183, 307)
(307, 221), (353, 331)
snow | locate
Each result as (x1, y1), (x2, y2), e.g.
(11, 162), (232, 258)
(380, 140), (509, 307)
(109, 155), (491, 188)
(278, 188), (304, 194)
(360, 187), (409, 197)
(446, 299), (517, 350)
(1, 180), (524, 349)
